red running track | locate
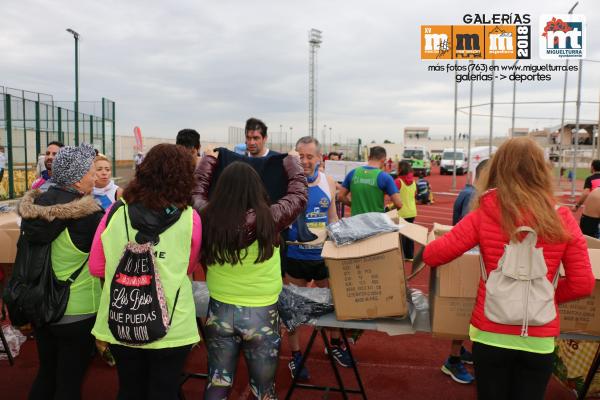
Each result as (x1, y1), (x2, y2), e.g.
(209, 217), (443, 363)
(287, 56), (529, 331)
(0, 166), (580, 399)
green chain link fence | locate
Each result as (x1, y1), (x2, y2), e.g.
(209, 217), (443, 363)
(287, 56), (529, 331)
(0, 87), (115, 199)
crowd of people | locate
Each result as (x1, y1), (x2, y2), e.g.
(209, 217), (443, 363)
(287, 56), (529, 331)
(5, 120), (597, 400)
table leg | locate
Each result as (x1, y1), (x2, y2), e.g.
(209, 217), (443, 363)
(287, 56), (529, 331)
(579, 348), (600, 400)
(285, 327), (319, 400)
(0, 323), (14, 366)
(322, 328), (349, 400)
(341, 329), (367, 399)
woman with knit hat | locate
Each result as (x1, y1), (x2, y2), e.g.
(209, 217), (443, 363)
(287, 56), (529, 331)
(16, 143), (104, 400)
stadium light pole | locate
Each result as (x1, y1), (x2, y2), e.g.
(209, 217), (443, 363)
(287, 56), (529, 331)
(571, 59), (584, 199)
(452, 60), (458, 190)
(308, 29), (322, 138)
(558, 2), (578, 188)
(66, 28), (80, 145)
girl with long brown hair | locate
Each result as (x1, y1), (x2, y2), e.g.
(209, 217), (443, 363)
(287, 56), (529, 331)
(423, 137), (595, 400)
(193, 155), (307, 399)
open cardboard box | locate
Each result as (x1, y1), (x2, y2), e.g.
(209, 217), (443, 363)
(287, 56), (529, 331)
(559, 235), (600, 336)
(428, 223), (480, 339)
(321, 212), (428, 321)
(0, 211), (20, 264)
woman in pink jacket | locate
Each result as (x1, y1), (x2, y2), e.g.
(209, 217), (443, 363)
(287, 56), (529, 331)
(424, 137), (595, 400)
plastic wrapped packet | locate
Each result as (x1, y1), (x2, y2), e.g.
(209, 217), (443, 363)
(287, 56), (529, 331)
(326, 212), (399, 246)
(0, 324), (27, 360)
(407, 287), (431, 332)
(277, 285), (334, 332)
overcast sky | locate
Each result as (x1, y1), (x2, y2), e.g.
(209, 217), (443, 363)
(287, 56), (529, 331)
(1, 0), (599, 144)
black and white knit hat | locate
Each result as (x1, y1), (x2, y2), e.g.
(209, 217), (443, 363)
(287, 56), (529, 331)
(51, 143), (96, 186)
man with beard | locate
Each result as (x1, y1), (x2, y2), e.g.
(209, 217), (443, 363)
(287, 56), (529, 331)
(32, 141), (64, 191)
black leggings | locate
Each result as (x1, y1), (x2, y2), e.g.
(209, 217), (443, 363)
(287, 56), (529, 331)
(401, 217), (415, 259)
(29, 317), (96, 400)
(110, 344), (192, 400)
(580, 214), (600, 239)
(472, 341), (554, 400)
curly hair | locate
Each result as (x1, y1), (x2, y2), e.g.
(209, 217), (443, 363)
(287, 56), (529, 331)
(123, 143), (195, 211)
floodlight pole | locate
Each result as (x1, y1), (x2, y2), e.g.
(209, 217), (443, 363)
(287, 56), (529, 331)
(571, 59), (583, 199)
(308, 29), (322, 138)
(452, 60), (458, 190)
(66, 28), (80, 145)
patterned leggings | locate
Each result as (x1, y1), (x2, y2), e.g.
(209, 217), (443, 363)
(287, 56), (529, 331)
(204, 298), (280, 400)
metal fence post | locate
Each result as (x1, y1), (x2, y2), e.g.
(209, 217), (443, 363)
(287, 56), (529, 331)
(57, 107), (63, 143)
(102, 98), (106, 154)
(35, 101), (41, 157)
(5, 94), (14, 198)
(112, 101), (116, 173)
(89, 115), (93, 146)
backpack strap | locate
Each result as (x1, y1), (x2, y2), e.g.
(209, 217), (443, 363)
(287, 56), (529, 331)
(66, 255), (90, 284)
(169, 288), (181, 326)
(514, 226), (537, 246)
(123, 204), (130, 242)
(479, 249), (488, 282)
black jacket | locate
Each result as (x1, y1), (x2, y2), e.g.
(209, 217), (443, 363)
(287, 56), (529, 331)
(18, 187), (104, 250)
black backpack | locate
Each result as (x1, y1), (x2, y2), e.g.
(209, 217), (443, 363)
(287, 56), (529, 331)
(107, 206), (179, 345)
(4, 231), (88, 328)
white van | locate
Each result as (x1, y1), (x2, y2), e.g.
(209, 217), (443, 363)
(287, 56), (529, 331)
(440, 148), (467, 175)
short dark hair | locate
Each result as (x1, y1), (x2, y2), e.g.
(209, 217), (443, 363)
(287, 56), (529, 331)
(592, 159), (600, 172)
(48, 141), (64, 148)
(123, 144), (195, 211)
(328, 152), (340, 159)
(176, 129), (201, 150)
(245, 118), (268, 138)
(369, 146), (387, 161)
(475, 159), (489, 179)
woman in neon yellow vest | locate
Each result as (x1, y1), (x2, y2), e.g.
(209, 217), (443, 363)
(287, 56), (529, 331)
(89, 144), (202, 400)
(16, 143), (103, 400)
(194, 155), (307, 400)
(394, 160), (417, 262)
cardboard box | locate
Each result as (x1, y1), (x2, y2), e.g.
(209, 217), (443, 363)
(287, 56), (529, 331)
(559, 235), (600, 336)
(321, 215), (430, 321)
(322, 232), (407, 321)
(0, 211), (20, 264)
(428, 223), (480, 339)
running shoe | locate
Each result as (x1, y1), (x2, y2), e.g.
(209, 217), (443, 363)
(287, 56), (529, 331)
(325, 345), (354, 368)
(288, 353), (310, 381)
(460, 346), (473, 365)
(441, 358), (474, 384)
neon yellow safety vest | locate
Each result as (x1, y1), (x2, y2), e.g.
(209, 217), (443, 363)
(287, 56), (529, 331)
(92, 204), (200, 349)
(51, 229), (101, 315)
(207, 242), (281, 307)
(397, 180), (417, 219)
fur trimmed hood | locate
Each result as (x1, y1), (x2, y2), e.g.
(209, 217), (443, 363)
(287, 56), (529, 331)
(18, 189), (101, 221)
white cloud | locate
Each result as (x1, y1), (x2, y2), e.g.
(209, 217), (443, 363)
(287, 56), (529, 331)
(0, 0), (598, 145)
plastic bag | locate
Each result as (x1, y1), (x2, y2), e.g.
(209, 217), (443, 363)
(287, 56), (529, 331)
(407, 287), (431, 332)
(0, 324), (27, 360)
(326, 212), (399, 246)
(277, 285), (334, 332)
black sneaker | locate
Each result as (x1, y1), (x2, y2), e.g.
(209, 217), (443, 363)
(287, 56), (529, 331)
(460, 346), (473, 365)
(288, 353), (310, 381)
(325, 345), (354, 368)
